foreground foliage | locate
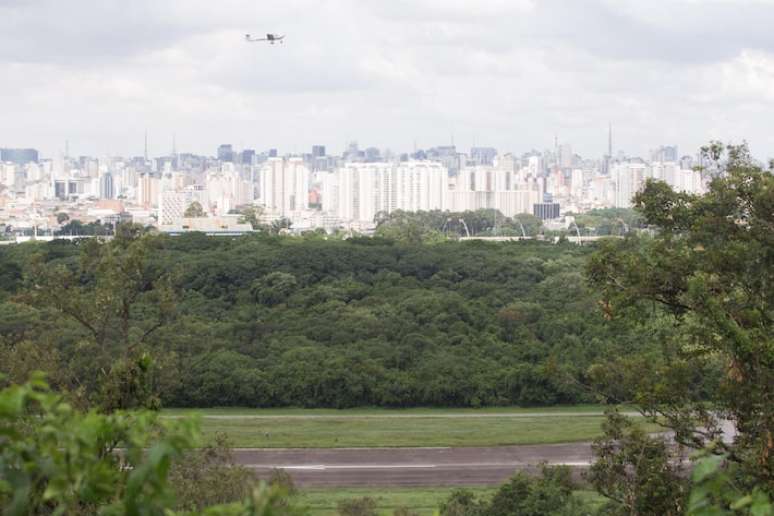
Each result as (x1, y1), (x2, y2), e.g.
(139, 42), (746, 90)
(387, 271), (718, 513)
(0, 376), (297, 515)
(439, 466), (587, 516)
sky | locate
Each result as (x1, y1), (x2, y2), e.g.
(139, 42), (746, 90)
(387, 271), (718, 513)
(2, 0), (774, 161)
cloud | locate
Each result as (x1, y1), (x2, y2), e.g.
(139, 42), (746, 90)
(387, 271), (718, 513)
(1, 0), (773, 159)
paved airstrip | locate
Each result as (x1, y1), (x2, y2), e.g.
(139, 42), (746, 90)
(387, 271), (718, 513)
(167, 412), (639, 420)
(232, 443), (594, 487)
(165, 410), (712, 486)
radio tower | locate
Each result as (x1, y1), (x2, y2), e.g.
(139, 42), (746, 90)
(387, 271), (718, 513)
(144, 130), (148, 162)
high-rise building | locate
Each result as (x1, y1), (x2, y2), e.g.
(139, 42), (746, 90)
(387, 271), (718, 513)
(334, 161), (447, 223)
(393, 161), (447, 213)
(319, 171), (339, 214)
(447, 166), (539, 216)
(241, 149), (256, 166)
(217, 144), (234, 162)
(0, 163), (17, 190)
(427, 146), (461, 175)
(651, 145), (679, 163)
(663, 146), (678, 162)
(611, 161), (647, 208)
(99, 172), (114, 199)
(206, 165), (253, 215)
(533, 202), (561, 220)
(526, 155), (544, 177)
(470, 147), (497, 166)
(364, 147), (381, 162)
(1, 148), (39, 165)
(259, 157), (310, 216)
(137, 173), (160, 209)
(570, 169), (584, 197)
(312, 145), (326, 158)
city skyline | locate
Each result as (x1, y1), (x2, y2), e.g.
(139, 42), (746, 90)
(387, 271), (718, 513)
(0, 134), (708, 240)
(2, 0), (774, 159)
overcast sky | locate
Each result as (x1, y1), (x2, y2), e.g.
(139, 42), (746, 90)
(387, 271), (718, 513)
(2, 0), (774, 160)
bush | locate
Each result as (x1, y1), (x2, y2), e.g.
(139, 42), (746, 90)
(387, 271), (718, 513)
(439, 467), (579, 516)
(439, 489), (487, 516)
(337, 496), (378, 516)
(168, 432), (256, 511)
(268, 468), (297, 496)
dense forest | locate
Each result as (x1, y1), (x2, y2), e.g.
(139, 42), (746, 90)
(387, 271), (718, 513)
(0, 231), (656, 409)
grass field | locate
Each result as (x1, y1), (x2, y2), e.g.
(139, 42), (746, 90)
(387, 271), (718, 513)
(162, 406), (654, 448)
(294, 487), (606, 515)
(163, 404), (619, 417)
(295, 487), (494, 515)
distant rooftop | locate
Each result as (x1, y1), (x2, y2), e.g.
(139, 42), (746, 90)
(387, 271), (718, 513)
(159, 216), (254, 236)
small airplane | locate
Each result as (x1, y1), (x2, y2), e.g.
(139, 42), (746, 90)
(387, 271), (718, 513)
(245, 33), (285, 44)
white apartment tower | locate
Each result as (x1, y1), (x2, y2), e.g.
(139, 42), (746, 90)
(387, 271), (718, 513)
(259, 157), (310, 217)
(333, 161), (447, 223)
(447, 166), (540, 217)
(612, 162), (647, 208)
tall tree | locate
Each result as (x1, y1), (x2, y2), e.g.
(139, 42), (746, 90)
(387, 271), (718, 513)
(20, 224), (176, 410)
(587, 143), (774, 500)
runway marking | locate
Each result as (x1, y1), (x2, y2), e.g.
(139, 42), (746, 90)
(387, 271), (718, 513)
(247, 464), (439, 470)
(232, 446), (453, 451)
(163, 412), (639, 420)
(244, 461), (592, 470)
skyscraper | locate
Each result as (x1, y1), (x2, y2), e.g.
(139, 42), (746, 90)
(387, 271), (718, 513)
(0, 148), (39, 165)
(334, 161), (447, 223)
(99, 172), (114, 199)
(217, 144), (234, 162)
(259, 157), (310, 216)
(137, 173), (160, 209)
(241, 149), (256, 166)
(612, 161), (647, 208)
(470, 147), (497, 166)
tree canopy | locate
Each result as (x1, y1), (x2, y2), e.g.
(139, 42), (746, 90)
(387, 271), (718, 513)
(587, 143), (774, 508)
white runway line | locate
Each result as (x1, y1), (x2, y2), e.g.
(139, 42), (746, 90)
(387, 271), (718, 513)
(246, 464), (439, 470)
(231, 446), (453, 451)
(244, 461), (592, 470)
(163, 412), (638, 420)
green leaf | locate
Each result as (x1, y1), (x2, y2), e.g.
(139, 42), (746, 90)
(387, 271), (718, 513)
(692, 455), (723, 483)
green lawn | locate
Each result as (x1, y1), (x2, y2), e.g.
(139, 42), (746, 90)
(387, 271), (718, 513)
(295, 487), (495, 515)
(163, 404), (619, 417)
(294, 487), (606, 515)
(170, 412), (655, 448)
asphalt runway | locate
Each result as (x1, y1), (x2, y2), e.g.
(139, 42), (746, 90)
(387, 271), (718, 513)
(166, 412), (639, 420)
(233, 443), (594, 487)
